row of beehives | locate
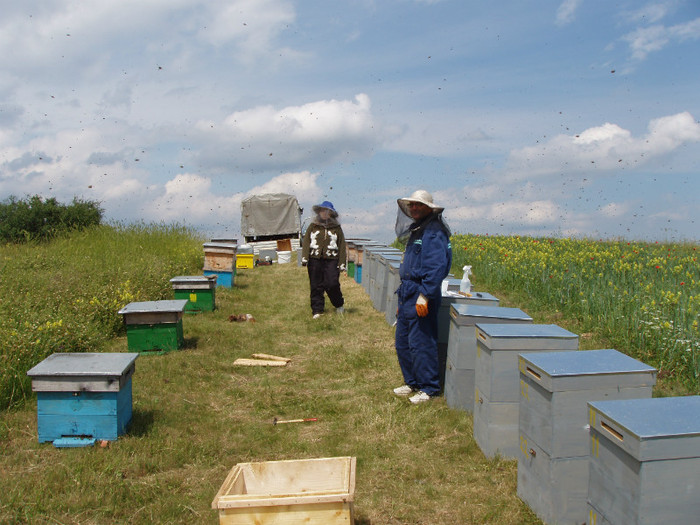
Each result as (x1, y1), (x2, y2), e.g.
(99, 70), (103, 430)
(26, 261), (358, 524)
(350, 240), (700, 525)
(25, 269), (226, 450)
(25, 241), (255, 448)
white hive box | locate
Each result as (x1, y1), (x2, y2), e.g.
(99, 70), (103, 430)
(444, 305), (532, 412)
(473, 324), (579, 459)
(517, 349), (657, 525)
(587, 397), (700, 525)
(384, 261), (402, 325)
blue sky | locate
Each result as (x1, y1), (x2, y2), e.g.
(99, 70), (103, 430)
(1, 0), (699, 243)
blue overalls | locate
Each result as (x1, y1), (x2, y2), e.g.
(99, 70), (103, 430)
(395, 216), (452, 396)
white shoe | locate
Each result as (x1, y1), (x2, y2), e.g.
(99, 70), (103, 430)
(336, 306), (345, 315)
(409, 391), (432, 404)
(393, 385), (414, 396)
(312, 313), (322, 319)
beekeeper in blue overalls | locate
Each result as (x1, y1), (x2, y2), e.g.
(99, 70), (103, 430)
(392, 190), (452, 404)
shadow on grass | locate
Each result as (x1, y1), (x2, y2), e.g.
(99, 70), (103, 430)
(128, 408), (156, 437)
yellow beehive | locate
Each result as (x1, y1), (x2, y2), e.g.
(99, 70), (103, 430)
(211, 457), (356, 525)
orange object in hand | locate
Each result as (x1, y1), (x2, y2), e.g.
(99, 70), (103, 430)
(416, 294), (428, 317)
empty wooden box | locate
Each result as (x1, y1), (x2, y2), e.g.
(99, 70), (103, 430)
(212, 457), (356, 525)
(587, 397), (700, 525)
(27, 352), (138, 447)
(444, 305), (533, 412)
(118, 299), (188, 352)
(517, 349), (657, 524)
(473, 323), (579, 459)
(170, 275), (217, 313)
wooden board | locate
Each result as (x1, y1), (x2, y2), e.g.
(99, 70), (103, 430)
(233, 358), (288, 367)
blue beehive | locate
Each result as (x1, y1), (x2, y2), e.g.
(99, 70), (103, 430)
(27, 352), (138, 447)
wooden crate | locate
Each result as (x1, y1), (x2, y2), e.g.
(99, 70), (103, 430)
(212, 457), (356, 525)
(27, 352), (138, 447)
(444, 305), (532, 412)
(118, 300), (188, 352)
(588, 397), (700, 525)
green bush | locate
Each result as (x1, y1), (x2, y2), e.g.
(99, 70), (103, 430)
(0, 195), (103, 243)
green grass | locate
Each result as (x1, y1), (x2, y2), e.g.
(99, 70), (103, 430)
(1, 245), (541, 524)
(3, 228), (697, 523)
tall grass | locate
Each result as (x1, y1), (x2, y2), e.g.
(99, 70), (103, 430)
(451, 234), (700, 392)
(0, 223), (204, 409)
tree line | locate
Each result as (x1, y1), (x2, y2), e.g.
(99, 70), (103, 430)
(0, 195), (103, 243)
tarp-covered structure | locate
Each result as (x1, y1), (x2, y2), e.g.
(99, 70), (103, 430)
(240, 193), (302, 242)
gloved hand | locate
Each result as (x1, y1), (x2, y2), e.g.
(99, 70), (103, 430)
(416, 294), (428, 317)
(339, 264), (346, 272)
(301, 257), (308, 267)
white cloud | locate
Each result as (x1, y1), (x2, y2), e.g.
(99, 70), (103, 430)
(505, 112), (700, 179)
(555, 0), (583, 27)
(246, 171), (321, 200)
(192, 94), (388, 171)
(622, 17), (700, 61)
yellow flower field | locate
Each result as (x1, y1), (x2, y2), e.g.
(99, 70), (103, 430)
(451, 234), (700, 392)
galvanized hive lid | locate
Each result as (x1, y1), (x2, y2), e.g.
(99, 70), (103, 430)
(588, 396), (700, 461)
(118, 299), (189, 315)
(476, 323), (575, 339)
(450, 304), (532, 323)
(519, 349), (657, 392)
(27, 352), (139, 378)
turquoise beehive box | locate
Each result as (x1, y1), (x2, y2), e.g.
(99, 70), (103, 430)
(27, 352), (138, 447)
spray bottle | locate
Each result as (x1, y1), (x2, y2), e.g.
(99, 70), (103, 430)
(460, 265), (472, 293)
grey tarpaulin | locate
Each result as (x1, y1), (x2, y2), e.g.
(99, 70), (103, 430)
(240, 193), (302, 238)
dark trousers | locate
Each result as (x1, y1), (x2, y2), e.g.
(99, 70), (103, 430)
(395, 295), (441, 396)
(307, 258), (344, 314)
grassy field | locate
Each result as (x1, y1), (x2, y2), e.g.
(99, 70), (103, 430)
(1, 251), (541, 524)
(2, 227), (697, 524)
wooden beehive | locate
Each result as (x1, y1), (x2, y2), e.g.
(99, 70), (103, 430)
(517, 349), (656, 524)
(473, 323), (578, 459)
(118, 299), (188, 352)
(444, 305), (532, 412)
(203, 242), (237, 272)
(170, 275), (217, 312)
(212, 457), (356, 525)
(587, 397), (700, 525)
(27, 352), (138, 447)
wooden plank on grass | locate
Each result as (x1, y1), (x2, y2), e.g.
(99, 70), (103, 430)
(233, 358), (288, 367)
(252, 353), (291, 363)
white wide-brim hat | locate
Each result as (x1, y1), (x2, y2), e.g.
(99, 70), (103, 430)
(397, 189), (444, 216)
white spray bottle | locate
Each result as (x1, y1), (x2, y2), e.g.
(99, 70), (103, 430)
(460, 265), (472, 293)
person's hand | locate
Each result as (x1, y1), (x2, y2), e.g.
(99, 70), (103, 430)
(416, 294), (428, 317)
(339, 264), (346, 272)
(301, 257), (308, 267)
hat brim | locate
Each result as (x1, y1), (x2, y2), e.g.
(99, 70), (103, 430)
(312, 205), (337, 216)
(397, 197), (444, 217)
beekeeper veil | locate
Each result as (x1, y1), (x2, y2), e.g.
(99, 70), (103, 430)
(394, 189), (450, 241)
